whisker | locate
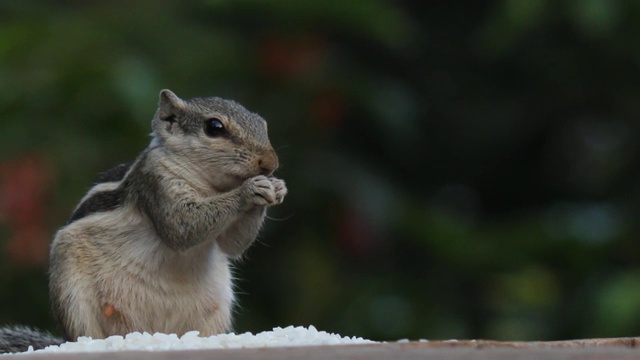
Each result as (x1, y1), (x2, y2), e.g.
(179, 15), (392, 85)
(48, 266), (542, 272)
(266, 213), (295, 221)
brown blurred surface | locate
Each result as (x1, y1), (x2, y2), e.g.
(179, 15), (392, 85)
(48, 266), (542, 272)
(5, 339), (640, 360)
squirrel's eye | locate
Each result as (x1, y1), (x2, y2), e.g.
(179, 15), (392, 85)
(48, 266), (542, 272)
(204, 118), (225, 137)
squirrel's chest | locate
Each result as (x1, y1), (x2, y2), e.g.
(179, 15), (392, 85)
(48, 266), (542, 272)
(98, 228), (234, 336)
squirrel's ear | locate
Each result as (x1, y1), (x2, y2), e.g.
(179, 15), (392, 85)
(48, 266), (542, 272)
(158, 89), (186, 121)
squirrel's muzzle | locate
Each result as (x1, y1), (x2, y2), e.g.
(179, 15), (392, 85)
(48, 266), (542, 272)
(258, 150), (279, 176)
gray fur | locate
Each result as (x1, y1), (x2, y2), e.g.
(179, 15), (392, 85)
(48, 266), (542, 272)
(0, 326), (62, 354)
(47, 89), (287, 341)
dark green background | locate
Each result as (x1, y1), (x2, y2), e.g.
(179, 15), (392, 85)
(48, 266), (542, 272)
(1, 0), (640, 342)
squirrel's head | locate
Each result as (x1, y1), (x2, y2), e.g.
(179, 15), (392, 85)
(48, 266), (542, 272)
(151, 89), (279, 191)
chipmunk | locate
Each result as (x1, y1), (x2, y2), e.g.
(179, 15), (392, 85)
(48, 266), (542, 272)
(0, 89), (287, 353)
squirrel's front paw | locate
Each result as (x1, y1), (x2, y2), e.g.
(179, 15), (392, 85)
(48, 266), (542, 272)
(243, 176), (287, 208)
(270, 177), (287, 205)
(245, 175), (277, 207)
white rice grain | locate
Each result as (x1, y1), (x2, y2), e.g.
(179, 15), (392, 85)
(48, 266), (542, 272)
(17, 326), (375, 354)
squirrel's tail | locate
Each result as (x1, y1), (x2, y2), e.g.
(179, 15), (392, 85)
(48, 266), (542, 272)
(0, 326), (63, 354)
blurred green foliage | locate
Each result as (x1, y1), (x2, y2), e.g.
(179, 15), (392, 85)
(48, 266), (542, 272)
(1, 0), (640, 342)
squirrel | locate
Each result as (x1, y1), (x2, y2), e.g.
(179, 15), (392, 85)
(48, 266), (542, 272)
(0, 89), (287, 353)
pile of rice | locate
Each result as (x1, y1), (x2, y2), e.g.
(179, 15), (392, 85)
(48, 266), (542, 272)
(19, 326), (375, 354)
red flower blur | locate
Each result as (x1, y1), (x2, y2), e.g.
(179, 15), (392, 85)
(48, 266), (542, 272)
(258, 34), (326, 80)
(310, 90), (346, 131)
(0, 155), (53, 268)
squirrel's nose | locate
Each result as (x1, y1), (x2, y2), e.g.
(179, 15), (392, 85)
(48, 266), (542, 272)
(258, 150), (279, 176)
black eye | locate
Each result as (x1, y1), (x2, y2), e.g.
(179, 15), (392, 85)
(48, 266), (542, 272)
(204, 118), (225, 137)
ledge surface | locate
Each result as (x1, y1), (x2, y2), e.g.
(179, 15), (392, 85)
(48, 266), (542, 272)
(5, 338), (640, 360)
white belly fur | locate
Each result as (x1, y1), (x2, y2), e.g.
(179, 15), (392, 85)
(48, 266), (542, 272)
(50, 206), (234, 339)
